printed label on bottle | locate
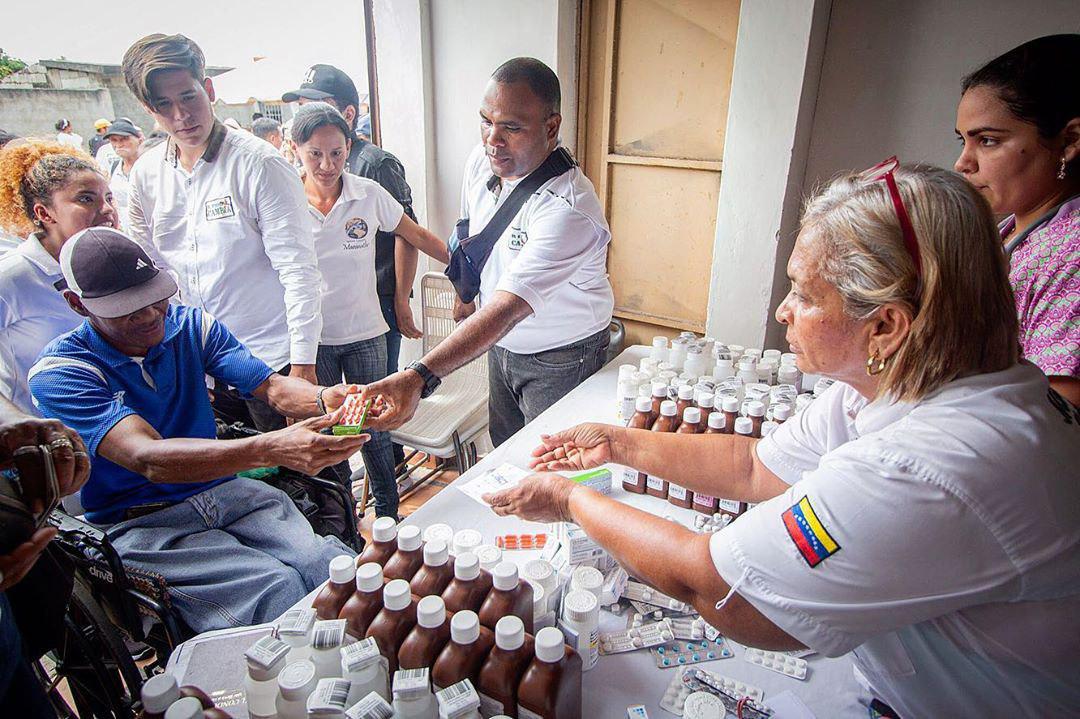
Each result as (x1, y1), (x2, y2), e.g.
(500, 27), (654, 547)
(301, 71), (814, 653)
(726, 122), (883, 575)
(717, 498), (743, 514)
(478, 692), (504, 716)
(693, 493), (716, 508)
(621, 466), (638, 484)
(517, 705), (545, 719)
(646, 476), (665, 491)
(669, 485), (688, 500)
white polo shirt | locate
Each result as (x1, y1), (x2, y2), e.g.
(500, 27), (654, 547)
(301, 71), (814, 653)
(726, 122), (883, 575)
(128, 122), (322, 370)
(0, 235), (82, 413)
(308, 174), (402, 345)
(460, 143), (614, 354)
(709, 363), (1080, 717)
(108, 162), (131, 232)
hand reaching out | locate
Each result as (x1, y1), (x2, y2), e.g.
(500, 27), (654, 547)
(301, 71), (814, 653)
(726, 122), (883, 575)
(529, 423), (614, 472)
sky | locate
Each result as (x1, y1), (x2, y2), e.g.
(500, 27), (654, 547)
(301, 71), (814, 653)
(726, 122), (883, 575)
(2, 0), (369, 99)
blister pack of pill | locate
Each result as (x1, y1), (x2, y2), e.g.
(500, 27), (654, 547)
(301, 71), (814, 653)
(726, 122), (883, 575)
(622, 581), (689, 613)
(669, 617), (707, 641)
(659, 667), (765, 717)
(651, 637), (732, 668)
(744, 647), (808, 680)
(598, 619), (674, 655)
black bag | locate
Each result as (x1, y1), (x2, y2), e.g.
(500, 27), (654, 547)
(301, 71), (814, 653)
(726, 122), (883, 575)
(445, 147), (576, 303)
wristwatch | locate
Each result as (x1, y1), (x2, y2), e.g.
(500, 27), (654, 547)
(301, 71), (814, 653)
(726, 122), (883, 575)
(407, 361), (441, 399)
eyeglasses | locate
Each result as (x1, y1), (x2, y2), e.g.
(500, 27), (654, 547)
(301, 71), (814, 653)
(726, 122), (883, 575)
(858, 156), (922, 277)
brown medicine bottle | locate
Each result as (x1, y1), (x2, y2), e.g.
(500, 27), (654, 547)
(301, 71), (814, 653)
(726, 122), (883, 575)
(312, 554), (356, 620)
(746, 401), (766, 439)
(479, 561), (534, 634)
(398, 595), (452, 671)
(357, 516), (398, 567)
(622, 396), (653, 494)
(516, 626), (582, 719)
(667, 408), (701, 510)
(382, 525), (425, 582)
(409, 539), (455, 597)
(476, 616), (535, 718)
(695, 391), (715, 419)
(648, 381), (667, 424)
(645, 401), (679, 499)
(432, 610), (495, 691)
(674, 384), (695, 429)
(341, 562), (386, 639)
(772, 403), (792, 425)
(441, 552), (494, 614)
(720, 396), (740, 435)
(704, 411), (726, 434)
(365, 578), (418, 675)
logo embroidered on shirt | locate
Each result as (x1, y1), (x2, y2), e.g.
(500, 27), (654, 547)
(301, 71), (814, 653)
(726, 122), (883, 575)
(134, 258), (148, 271)
(345, 217), (369, 240)
(112, 390), (126, 407)
(508, 226), (528, 250)
(204, 195), (236, 221)
(782, 496), (840, 568)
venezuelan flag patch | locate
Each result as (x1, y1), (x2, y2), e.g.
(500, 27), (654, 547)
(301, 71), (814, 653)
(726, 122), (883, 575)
(782, 496), (840, 568)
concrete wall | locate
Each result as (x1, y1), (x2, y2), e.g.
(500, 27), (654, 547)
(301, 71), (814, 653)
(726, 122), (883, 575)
(0, 88), (113, 147)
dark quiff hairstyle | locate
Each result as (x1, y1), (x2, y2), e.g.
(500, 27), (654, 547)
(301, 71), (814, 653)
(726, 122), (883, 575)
(491, 57), (561, 116)
(0, 139), (101, 235)
(290, 102), (353, 146)
(962, 34), (1080, 169)
(122, 33), (207, 107)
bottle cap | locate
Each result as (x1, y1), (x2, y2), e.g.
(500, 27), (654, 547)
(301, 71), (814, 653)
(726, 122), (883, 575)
(494, 615), (524, 651)
(416, 595), (446, 628)
(424, 539), (450, 567)
(450, 610), (481, 644)
(453, 529), (483, 556)
(761, 420), (779, 438)
(773, 403), (793, 421)
(277, 659), (317, 700)
(778, 366), (800, 385)
(746, 400), (766, 418)
(696, 392), (714, 409)
(341, 637), (382, 674)
(164, 696), (203, 719)
(475, 544), (503, 571)
(745, 348), (762, 359)
(737, 359), (757, 372)
(372, 516), (398, 543)
(570, 566), (603, 594)
(683, 407), (701, 425)
(454, 552), (480, 581)
(652, 336), (668, 348)
(734, 417), (754, 436)
(715, 357), (733, 368)
(423, 522), (454, 545)
(534, 626), (565, 663)
(491, 561), (519, 591)
(780, 352), (798, 365)
(634, 396), (653, 414)
(562, 590), (599, 624)
(659, 400), (677, 417)
(722, 397), (741, 413)
(245, 635), (291, 680)
(707, 412), (726, 430)
(328, 554), (356, 584)
(677, 384), (695, 400)
(356, 562), (383, 592)
(397, 524), (422, 551)
(383, 579), (412, 611)
(393, 667), (430, 700)
(523, 560), (556, 590)
(651, 381), (668, 398)
(141, 673), (181, 713)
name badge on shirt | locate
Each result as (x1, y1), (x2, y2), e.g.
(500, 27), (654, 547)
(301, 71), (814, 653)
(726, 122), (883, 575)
(508, 225), (528, 250)
(204, 195), (236, 221)
(344, 217), (371, 250)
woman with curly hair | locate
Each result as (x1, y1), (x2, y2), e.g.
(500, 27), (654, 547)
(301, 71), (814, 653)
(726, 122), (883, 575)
(0, 139), (118, 413)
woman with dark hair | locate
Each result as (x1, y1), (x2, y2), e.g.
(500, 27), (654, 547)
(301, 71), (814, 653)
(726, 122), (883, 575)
(0, 139), (118, 413)
(955, 34), (1080, 405)
(291, 102), (448, 518)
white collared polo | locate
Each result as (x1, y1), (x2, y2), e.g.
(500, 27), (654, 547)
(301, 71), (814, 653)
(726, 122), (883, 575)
(459, 143), (614, 354)
(0, 234), (82, 413)
(711, 364), (1080, 716)
(128, 123), (322, 370)
(308, 173), (403, 344)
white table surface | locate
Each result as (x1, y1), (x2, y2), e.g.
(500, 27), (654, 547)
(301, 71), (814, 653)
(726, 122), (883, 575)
(401, 345), (871, 718)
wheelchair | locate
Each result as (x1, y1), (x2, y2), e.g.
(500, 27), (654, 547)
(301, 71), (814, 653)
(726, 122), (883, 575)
(34, 420), (364, 718)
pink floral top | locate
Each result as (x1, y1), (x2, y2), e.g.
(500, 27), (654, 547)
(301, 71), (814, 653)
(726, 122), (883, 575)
(1000, 196), (1080, 378)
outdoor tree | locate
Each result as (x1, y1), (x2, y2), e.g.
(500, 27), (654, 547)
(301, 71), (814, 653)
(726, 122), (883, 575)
(0, 50), (27, 80)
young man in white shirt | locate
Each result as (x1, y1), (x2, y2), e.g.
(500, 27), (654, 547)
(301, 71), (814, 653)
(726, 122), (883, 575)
(122, 33), (323, 431)
(363, 58), (614, 446)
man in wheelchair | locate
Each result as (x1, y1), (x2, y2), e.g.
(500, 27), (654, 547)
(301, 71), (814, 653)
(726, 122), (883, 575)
(28, 227), (367, 633)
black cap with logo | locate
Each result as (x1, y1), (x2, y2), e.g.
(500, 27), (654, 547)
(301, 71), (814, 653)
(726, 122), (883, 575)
(103, 119), (141, 139)
(59, 227), (177, 318)
(282, 64), (359, 111)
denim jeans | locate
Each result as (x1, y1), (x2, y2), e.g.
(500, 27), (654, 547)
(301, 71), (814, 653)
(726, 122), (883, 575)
(0, 593), (55, 718)
(379, 295), (406, 468)
(105, 478), (353, 633)
(317, 336), (399, 518)
(487, 328), (610, 447)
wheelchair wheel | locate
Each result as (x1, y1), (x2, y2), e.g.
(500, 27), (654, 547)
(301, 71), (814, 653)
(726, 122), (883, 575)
(48, 577), (144, 718)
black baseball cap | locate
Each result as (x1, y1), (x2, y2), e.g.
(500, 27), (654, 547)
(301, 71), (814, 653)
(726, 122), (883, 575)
(103, 119), (140, 139)
(59, 227), (177, 318)
(282, 64), (359, 111)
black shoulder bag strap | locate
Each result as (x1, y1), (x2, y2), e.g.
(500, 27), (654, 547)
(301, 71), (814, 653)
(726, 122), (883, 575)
(445, 146), (575, 303)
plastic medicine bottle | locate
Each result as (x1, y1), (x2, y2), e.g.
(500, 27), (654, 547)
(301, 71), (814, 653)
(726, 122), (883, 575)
(382, 525), (425, 582)
(357, 516), (398, 567)
(516, 626), (582, 719)
(646, 401), (679, 499)
(410, 539), (456, 597)
(398, 595), (453, 671)
(275, 608), (317, 665)
(560, 590), (599, 671)
(479, 562), (534, 634)
(309, 618), (347, 680)
(745, 401), (766, 438)
(275, 659), (318, 719)
(341, 563), (386, 640)
(365, 579), (419, 675)
(341, 636), (391, 706)
(313, 554), (357, 620)
(720, 396), (739, 436)
(441, 552), (493, 615)
(244, 634), (291, 719)
(432, 610), (495, 691)
(622, 396), (653, 494)
(476, 616), (534, 718)
(704, 412), (725, 435)
(392, 668), (437, 718)
(139, 674), (214, 719)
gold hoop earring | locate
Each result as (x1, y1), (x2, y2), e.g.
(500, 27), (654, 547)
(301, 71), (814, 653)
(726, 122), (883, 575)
(866, 350), (887, 376)
(1058, 157), (1068, 181)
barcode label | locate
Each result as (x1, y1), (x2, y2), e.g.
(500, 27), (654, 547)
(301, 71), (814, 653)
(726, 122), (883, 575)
(244, 634), (289, 668)
(342, 636), (382, 673)
(346, 691), (394, 719)
(309, 678), (351, 711)
(274, 608), (316, 636)
(393, 667), (429, 694)
(436, 679), (480, 715)
(311, 619), (346, 649)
